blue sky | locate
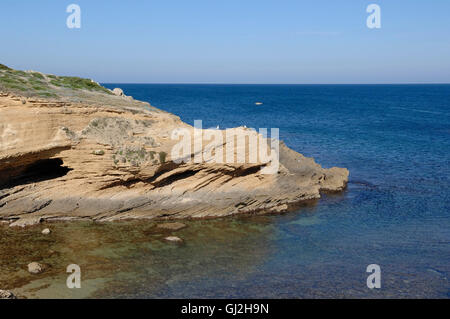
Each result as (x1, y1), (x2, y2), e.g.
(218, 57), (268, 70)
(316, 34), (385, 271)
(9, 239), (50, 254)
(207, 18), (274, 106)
(1, 0), (449, 83)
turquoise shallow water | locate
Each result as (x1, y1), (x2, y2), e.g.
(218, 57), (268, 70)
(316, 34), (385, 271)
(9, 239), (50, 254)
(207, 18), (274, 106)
(2, 84), (447, 298)
(102, 84), (449, 298)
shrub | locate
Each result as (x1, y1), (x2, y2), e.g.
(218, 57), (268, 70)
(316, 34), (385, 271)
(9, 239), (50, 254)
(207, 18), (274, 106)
(31, 72), (45, 79)
(92, 150), (105, 156)
(0, 63), (11, 70)
(52, 76), (112, 94)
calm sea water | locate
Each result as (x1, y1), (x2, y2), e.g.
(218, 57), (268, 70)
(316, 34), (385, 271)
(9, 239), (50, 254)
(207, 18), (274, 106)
(3, 84), (447, 298)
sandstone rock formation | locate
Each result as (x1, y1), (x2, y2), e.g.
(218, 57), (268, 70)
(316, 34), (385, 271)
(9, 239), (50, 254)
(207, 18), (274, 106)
(0, 66), (348, 224)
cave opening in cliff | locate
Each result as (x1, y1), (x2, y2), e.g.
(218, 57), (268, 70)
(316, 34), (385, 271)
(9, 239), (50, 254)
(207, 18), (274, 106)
(3, 158), (72, 188)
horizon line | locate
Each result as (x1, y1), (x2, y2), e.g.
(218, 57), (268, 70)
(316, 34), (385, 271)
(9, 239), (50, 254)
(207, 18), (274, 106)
(100, 82), (450, 85)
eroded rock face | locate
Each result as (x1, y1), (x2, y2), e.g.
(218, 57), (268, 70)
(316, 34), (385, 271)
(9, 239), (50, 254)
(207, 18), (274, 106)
(0, 90), (349, 223)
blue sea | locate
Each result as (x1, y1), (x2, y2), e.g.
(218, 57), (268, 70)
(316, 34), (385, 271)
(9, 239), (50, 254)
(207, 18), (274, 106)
(98, 84), (450, 298)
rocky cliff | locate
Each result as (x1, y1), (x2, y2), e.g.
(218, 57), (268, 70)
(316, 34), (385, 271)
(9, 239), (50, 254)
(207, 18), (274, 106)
(0, 65), (348, 225)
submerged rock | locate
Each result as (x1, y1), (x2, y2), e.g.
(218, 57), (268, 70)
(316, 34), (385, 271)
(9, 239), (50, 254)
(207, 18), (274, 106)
(164, 236), (184, 243)
(157, 222), (187, 231)
(27, 262), (44, 274)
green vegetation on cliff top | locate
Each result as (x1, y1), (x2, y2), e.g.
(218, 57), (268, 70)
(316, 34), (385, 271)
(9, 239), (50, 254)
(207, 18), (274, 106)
(0, 63), (112, 98)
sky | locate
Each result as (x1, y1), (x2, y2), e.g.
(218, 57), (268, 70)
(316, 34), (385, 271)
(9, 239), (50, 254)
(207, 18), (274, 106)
(1, 0), (449, 84)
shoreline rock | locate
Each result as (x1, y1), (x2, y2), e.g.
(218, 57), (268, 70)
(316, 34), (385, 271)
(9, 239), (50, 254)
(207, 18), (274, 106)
(0, 290), (16, 299)
(111, 88), (124, 96)
(164, 236), (184, 243)
(9, 216), (43, 228)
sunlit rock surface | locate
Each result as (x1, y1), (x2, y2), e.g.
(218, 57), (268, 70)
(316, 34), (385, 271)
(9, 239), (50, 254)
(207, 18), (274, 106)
(0, 67), (348, 223)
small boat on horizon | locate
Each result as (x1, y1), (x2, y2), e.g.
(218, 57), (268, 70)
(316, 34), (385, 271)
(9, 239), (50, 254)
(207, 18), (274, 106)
(255, 102), (263, 105)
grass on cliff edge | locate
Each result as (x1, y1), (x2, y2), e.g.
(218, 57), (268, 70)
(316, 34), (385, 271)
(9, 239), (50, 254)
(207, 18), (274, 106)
(0, 63), (112, 98)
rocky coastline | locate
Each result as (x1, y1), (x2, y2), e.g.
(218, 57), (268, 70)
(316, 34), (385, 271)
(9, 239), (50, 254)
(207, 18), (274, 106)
(0, 65), (349, 226)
